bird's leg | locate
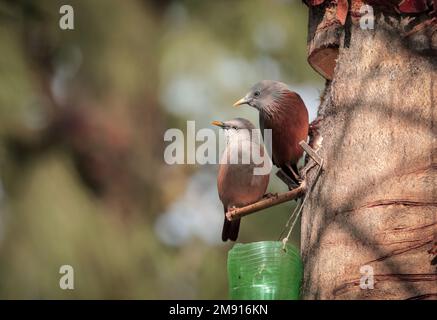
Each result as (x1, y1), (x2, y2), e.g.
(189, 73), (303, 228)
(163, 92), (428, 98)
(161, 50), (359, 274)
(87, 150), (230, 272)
(289, 165), (302, 183)
(276, 169), (299, 190)
(285, 163), (303, 185)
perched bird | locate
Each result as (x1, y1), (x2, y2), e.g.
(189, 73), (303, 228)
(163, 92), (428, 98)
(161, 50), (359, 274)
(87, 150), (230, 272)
(233, 80), (309, 187)
(212, 118), (270, 241)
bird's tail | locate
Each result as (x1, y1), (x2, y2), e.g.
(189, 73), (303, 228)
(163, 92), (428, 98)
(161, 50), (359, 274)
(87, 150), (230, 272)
(222, 216), (241, 242)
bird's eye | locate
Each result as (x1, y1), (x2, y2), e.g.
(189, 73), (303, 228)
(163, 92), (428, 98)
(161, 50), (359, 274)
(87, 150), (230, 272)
(233, 126), (238, 130)
(254, 91), (260, 98)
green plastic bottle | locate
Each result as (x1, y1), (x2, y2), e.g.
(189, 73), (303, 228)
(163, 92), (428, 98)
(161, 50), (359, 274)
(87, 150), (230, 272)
(227, 241), (303, 300)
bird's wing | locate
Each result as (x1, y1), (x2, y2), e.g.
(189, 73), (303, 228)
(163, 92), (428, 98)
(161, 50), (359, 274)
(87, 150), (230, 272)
(259, 112), (265, 139)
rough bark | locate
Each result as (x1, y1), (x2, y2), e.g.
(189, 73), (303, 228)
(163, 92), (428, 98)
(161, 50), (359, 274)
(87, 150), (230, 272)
(301, 6), (437, 299)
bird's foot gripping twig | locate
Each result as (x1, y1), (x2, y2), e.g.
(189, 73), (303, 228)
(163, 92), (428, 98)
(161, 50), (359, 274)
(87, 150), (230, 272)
(225, 206), (237, 222)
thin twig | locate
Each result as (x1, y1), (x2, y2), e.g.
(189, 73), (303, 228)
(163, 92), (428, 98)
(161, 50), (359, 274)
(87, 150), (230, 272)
(226, 183), (306, 221)
(278, 197), (302, 240)
(282, 157), (324, 248)
(300, 141), (323, 166)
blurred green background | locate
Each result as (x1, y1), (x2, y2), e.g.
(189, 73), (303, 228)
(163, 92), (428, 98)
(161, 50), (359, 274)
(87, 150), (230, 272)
(0, 0), (322, 299)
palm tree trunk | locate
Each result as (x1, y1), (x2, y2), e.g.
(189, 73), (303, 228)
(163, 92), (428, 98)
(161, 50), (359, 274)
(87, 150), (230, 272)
(301, 2), (437, 299)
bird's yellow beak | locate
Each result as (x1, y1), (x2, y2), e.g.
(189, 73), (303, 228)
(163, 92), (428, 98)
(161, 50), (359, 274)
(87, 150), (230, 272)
(211, 120), (225, 128)
(233, 97), (249, 107)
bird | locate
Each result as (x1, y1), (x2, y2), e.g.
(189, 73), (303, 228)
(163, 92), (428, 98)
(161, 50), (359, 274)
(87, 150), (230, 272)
(212, 118), (270, 241)
(233, 80), (309, 188)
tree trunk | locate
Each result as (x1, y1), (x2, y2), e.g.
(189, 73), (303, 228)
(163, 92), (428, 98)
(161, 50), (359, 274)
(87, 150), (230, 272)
(301, 2), (437, 299)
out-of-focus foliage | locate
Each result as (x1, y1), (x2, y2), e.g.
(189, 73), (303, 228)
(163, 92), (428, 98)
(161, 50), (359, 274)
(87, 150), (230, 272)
(0, 0), (321, 298)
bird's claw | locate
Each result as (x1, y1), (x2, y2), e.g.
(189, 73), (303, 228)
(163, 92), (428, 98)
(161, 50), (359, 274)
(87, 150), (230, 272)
(226, 206), (237, 221)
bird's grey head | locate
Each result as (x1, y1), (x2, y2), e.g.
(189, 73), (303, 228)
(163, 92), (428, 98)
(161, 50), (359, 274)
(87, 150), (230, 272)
(211, 117), (257, 142)
(211, 117), (255, 131)
(233, 80), (289, 111)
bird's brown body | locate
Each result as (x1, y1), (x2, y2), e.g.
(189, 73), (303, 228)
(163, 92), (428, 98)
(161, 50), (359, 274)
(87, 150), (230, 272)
(217, 160), (268, 210)
(217, 147), (269, 241)
(260, 91), (308, 179)
(214, 118), (270, 241)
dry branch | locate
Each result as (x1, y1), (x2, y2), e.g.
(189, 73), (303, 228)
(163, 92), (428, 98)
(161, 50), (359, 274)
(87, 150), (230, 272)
(226, 184), (306, 221)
